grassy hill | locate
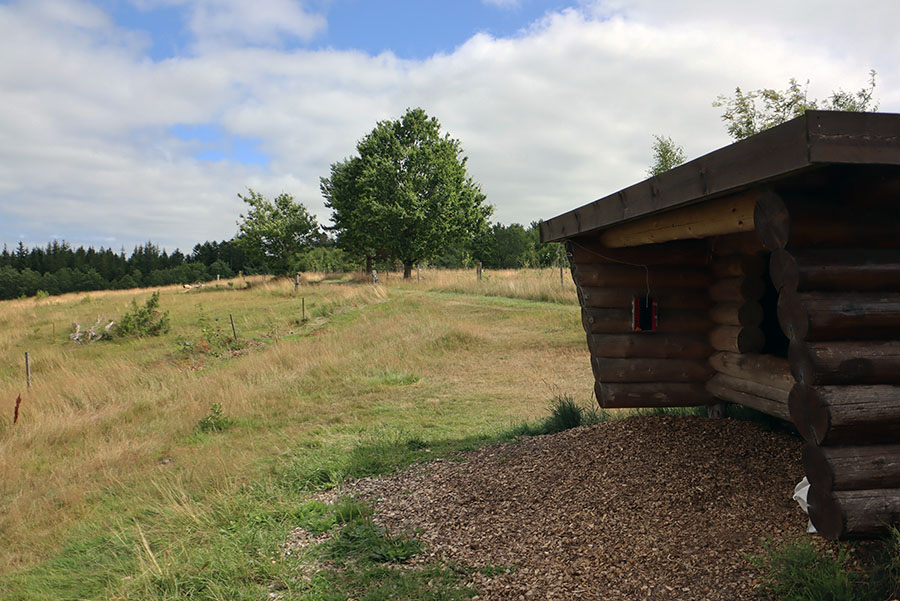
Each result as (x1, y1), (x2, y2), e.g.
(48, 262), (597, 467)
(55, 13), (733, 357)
(0, 269), (588, 599)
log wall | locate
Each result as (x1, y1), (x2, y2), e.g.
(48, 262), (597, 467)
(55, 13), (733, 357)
(756, 188), (900, 539)
(567, 177), (900, 540)
(567, 238), (716, 409)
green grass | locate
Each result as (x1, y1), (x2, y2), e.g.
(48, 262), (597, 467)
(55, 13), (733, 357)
(0, 273), (590, 599)
(751, 533), (900, 601)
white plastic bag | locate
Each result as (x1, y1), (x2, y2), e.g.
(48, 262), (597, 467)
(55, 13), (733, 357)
(792, 477), (817, 534)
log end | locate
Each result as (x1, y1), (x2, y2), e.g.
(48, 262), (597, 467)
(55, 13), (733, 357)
(808, 486), (845, 540)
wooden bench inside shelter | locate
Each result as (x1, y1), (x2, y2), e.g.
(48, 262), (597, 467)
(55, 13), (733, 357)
(541, 110), (900, 540)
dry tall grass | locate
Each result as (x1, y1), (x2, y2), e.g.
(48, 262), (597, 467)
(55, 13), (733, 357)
(0, 270), (591, 576)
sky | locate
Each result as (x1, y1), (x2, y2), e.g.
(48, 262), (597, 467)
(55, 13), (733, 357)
(1, 0), (898, 253)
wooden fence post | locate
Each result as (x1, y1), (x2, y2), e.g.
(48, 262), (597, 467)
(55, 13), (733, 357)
(229, 314), (237, 340)
(477, 262), (482, 281)
(25, 352), (31, 388)
(302, 297), (306, 322)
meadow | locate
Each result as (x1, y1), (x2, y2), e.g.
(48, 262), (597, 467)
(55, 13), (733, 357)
(0, 267), (590, 599)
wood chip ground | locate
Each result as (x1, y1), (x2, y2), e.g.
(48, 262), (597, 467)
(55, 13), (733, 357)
(330, 415), (813, 600)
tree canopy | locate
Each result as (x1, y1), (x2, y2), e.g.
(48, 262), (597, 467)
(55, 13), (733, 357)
(714, 70), (879, 140)
(321, 108), (493, 278)
(235, 189), (320, 274)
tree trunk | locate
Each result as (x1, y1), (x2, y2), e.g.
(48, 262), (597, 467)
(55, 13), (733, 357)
(365, 255), (373, 273)
(403, 261), (413, 279)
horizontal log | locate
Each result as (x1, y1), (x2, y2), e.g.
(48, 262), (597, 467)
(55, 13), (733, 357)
(777, 292), (900, 341)
(579, 286), (711, 309)
(770, 248), (900, 292)
(709, 232), (766, 256)
(708, 352), (794, 391)
(789, 383), (900, 445)
(705, 374), (791, 421)
(809, 488), (900, 540)
(708, 325), (765, 354)
(572, 263), (712, 289)
(790, 340), (900, 385)
(567, 238), (712, 266)
(788, 208), (900, 249)
(599, 382), (716, 408)
(597, 192), (758, 248)
(709, 301), (764, 327)
(803, 443), (900, 491)
(592, 357), (713, 383)
(711, 253), (765, 278)
(709, 277), (765, 302)
(581, 308), (713, 335)
(755, 191), (900, 252)
(587, 334), (712, 359)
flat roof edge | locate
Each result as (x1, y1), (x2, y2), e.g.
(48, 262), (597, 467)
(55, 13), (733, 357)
(541, 111), (900, 243)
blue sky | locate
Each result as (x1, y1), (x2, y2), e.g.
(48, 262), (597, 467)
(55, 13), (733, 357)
(106, 1), (573, 61)
(1, 0), (898, 252)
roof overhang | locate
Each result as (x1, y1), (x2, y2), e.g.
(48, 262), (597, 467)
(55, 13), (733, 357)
(540, 111), (900, 243)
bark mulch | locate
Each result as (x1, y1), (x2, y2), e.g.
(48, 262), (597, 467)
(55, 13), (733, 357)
(329, 415), (811, 600)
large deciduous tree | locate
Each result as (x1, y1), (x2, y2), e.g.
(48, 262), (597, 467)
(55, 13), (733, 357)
(321, 108), (493, 278)
(235, 189), (319, 274)
(714, 70), (879, 141)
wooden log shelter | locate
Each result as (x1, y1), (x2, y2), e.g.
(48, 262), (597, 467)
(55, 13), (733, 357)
(541, 111), (900, 540)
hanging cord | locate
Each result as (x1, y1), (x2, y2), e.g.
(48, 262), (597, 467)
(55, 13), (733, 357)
(569, 240), (652, 299)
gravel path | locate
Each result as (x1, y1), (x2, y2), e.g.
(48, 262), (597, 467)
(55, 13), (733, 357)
(335, 415), (809, 600)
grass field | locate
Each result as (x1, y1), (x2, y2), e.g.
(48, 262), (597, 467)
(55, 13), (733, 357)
(0, 267), (592, 599)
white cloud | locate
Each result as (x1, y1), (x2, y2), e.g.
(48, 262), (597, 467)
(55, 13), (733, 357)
(134, 0), (327, 51)
(0, 0), (898, 250)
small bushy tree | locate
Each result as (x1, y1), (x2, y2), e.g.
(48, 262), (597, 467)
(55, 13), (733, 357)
(115, 291), (170, 338)
(714, 70), (879, 140)
(647, 134), (687, 176)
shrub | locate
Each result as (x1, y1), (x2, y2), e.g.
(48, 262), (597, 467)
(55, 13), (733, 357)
(115, 291), (170, 338)
(196, 403), (232, 433)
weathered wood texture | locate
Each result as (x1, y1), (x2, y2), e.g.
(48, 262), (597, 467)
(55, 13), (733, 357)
(587, 334), (711, 359)
(705, 374), (791, 421)
(572, 264), (712, 288)
(789, 384), (900, 446)
(803, 443), (900, 491)
(596, 192), (758, 248)
(708, 352), (794, 391)
(582, 308), (713, 335)
(790, 341), (900, 385)
(568, 238), (711, 266)
(593, 358), (713, 383)
(710, 301), (764, 327)
(777, 292), (900, 342)
(809, 488), (900, 540)
(771, 249), (900, 292)
(599, 382), (716, 408)
(712, 253), (765, 278)
(708, 325), (765, 354)
(579, 286), (711, 309)
(710, 277), (765, 302)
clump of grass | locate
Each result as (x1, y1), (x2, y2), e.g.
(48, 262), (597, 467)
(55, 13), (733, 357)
(322, 518), (422, 564)
(751, 538), (867, 600)
(538, 394), (607, 434)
